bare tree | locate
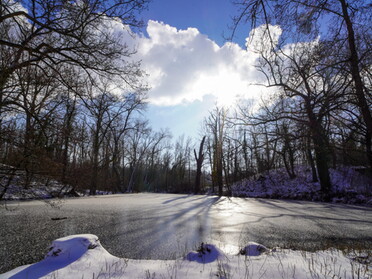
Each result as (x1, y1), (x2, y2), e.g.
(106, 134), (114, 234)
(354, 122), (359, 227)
(169, 135), (193, 193)
(204, 107), (228, 196)
(236, 32), (350, 200)
(15, 64), (62, 187)
(231, 0), (372, 167)
(122, 122), (170, 193)
(0, 0), (149, 95)
(83, 79), (145, 195)
(0, 0), (149, 197)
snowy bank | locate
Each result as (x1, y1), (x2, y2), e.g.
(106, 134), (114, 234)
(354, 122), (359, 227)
(0, 167), (111, 201)
(0, 172), (77, 201)
(1, 234), (370, 279)
(232, 166), (372, 204)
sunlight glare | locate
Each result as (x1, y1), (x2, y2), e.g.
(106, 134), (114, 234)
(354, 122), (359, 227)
(190, 69), (249, 108)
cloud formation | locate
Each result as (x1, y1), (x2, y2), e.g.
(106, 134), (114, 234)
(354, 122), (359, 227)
(136, 20), (266, 106)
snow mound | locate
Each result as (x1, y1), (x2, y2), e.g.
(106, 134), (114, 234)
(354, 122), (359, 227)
(1, 235), (370, 279)
(0, 234), (115, 279)
(46, 234), (100, 261)
(186, 243), (227, 263)
(239, 242), (269, 256)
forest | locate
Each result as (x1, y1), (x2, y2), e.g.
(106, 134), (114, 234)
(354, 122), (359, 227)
(0, 0), (371, 202)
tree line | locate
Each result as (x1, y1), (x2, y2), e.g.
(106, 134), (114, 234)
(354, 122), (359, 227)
(0, 0), (199, 196)
(0, 0), (370, 201)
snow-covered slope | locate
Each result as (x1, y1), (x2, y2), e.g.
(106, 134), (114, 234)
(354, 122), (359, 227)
(232, 166), (372, 204)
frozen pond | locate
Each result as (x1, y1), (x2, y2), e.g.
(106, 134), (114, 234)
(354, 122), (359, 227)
(1, 193), (371, 273)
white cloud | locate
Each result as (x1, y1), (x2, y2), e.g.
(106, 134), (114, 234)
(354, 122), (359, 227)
(245, 24), (282, 54)
(136, 20), (267, 107)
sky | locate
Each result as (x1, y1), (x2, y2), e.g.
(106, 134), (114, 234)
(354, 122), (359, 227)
(132, 0), (266, 140)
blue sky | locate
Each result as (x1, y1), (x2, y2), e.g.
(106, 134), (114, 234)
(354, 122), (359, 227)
(141, 0), (247, 47)
(133, 0), (263, 140)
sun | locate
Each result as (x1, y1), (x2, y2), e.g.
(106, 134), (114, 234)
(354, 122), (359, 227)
(190, 70), (248, 108)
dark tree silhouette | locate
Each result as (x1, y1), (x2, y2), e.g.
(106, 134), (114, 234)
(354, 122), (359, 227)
(194, 136), (206, 194)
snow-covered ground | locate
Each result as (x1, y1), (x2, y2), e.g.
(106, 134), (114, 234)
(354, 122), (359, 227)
(1, 234), (370, 279)
(0, 168), (111, 200)
(232, 166), (372, 204)
(0, 166), (73, 200)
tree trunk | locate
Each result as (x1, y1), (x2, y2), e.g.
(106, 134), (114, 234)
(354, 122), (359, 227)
(90, 129), (100, 195)
(366, 131), (372, 169)
(61, 98), (76, 185)
(0, 70), (11, 114)
(112, 142), (122, 193)
(0, 168), (16, 200)
(23, 110), (34, 189)
(127, 164), (136, 192)
(306, 138), (318, 183)
(194, 136), (206, 194)
(216, 143), (223, 196)
(301, 71), (331, 200)
(311, 128), (331, 201)
(313, 144), (331, 201)
(282, 152), (295, 179)
(242, 132), (249, 176)
(339, 0), (372, 162)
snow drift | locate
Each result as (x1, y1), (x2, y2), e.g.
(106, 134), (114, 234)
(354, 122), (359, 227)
(1, 234), (370, 279)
